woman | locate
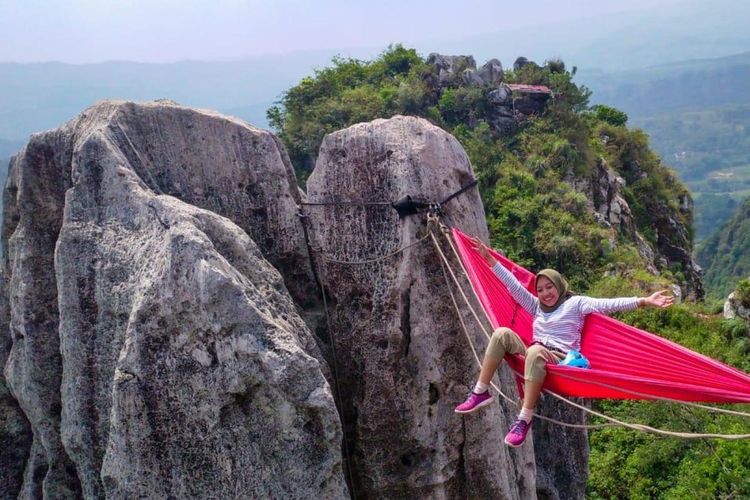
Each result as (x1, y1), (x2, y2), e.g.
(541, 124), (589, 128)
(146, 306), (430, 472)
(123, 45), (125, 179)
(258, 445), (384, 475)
(455, 237), (674, 447)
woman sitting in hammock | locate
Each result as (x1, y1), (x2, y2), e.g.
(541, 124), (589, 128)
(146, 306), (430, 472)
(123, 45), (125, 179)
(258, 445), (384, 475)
(455, 237), (674, 447)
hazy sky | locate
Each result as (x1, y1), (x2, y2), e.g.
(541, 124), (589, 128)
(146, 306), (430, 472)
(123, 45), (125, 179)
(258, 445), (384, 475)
(0, 0), (682, 63)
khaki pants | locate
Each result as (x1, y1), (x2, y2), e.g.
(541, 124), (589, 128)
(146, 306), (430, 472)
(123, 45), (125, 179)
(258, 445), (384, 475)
(486, 327), (565, 382)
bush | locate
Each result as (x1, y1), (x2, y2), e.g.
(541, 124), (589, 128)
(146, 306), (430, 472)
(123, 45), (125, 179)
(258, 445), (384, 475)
(735, 278), (750, 307)
(591, 104), (628, 127)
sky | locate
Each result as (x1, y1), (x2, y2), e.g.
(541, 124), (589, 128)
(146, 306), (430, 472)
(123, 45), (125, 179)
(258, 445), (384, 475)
(0, 0), (682, 63)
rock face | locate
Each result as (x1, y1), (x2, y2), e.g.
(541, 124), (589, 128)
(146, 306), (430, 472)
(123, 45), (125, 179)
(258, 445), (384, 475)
(0, 268), (32, 499)
(306, 115), (574, 498)
(1, 101), (346, 498)
(566, 156), (701, 297)
(3, 103), (598, 499)
(724, 283), (750, 321)
(533, 399), (588, 500)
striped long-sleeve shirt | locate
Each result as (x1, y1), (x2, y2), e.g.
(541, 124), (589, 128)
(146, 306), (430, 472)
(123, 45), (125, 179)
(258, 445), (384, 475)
(492, 262), (639, 353)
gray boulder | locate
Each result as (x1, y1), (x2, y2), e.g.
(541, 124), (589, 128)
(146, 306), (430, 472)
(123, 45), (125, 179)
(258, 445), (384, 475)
(513, 57), (539, 72)
(724, 284), (750, 321)
(2, 101), (346, 499)
(427, 53), (478, 86)
(478, 59), (504, 86)
(462, 68), (485, 86)
(305, 115), (538, 498)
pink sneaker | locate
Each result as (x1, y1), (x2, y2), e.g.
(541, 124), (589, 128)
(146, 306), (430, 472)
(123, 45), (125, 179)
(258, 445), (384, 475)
(504, 419), (532, 447)
(454, 391), (493, 414)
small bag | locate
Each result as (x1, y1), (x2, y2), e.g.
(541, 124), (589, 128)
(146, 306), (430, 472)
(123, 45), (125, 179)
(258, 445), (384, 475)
(560, 349), (591, 369)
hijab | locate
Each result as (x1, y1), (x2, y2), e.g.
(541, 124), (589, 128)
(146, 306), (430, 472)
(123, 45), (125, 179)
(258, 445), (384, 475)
(536, 268), (571, 313)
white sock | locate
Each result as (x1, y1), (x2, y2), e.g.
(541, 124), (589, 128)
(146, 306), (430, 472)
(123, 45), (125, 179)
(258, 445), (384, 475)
(518, 407), (534, 423)
(473, 381), (489, 394)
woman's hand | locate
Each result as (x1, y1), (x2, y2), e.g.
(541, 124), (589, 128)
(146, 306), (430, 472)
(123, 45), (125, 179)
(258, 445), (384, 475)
(640, 290), (674, 308)
(471, 237), (496, 266)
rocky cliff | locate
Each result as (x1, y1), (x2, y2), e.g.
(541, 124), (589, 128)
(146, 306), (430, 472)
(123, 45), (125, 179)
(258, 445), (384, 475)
(1, 101), (345, 499)
(1, 102), (590, 499)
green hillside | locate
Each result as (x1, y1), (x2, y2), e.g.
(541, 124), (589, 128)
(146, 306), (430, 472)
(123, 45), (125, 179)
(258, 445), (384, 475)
(269, 46), (696, 291)
(697, 198), (750, 299)
(270, 46), (750, 499)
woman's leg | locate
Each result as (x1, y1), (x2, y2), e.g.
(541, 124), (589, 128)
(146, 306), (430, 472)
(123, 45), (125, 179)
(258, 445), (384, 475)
(505, 345), (562, 447)
(455, 327), (526, 414)
(478, 355), (503, 385)
(522, 379), (544, 409)
(521, 344), (562, 411)
(479, 327), (527, 384)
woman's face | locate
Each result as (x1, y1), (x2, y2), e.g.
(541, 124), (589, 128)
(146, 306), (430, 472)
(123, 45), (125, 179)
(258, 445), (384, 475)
(536, 275), (560, 308)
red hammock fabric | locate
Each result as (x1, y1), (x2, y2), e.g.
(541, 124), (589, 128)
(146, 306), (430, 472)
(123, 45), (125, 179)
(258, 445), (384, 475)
(453, 228), (750, 403)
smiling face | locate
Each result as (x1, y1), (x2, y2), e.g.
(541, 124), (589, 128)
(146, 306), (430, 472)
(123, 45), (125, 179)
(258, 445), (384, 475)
(536, 275), (560, 308)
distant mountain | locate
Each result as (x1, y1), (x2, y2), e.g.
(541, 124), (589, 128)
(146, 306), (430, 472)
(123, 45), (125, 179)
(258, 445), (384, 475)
(576, 51), (750, 241)
(697, 198), (750, 299)
(0, 50), (373, 143)
(445, 0), (750, 72)
(579, 51), (750, 116)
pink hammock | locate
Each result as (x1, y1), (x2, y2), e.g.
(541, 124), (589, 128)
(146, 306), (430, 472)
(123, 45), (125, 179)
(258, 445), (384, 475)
(453, 228), (750, 403)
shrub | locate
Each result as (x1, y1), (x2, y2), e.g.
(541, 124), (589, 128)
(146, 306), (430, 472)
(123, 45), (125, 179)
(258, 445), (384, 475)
(591, 104), (628, 127)
(735, 278), (750, 307)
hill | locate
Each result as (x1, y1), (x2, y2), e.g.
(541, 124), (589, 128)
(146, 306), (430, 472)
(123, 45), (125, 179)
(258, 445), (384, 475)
(697, 198), (750, 299)
(577, 51), (750, 240)
(269, 46), (700, 296)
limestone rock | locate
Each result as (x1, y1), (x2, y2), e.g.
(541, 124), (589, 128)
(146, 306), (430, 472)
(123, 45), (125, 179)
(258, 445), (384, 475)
(1, 101), (346, 498)
(306, 115), (538, 498)
(488, 86), (513, 106)
(724, 289), (750, 321)
(534, 398), (588, 500)
(478, 59), (504, 86)
(427, 53), (478, 86)
(0, 267), (32, 499)
(513, 57), (539, 72)
(462, 68), (485, 86)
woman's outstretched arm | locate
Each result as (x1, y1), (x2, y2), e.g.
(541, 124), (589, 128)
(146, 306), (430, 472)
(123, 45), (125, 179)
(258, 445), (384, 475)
(472, 237), (538, 314)
(580, 290), (674, 315)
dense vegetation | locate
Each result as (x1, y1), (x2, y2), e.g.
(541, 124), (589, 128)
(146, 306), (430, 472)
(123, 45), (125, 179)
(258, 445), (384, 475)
(268, 45), (750, 498)
(268, 45), (692, 291)
(697, 198), (750, 299)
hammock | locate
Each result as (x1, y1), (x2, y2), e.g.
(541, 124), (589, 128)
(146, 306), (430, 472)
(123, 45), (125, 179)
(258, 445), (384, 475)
(452, 228), (750, 403)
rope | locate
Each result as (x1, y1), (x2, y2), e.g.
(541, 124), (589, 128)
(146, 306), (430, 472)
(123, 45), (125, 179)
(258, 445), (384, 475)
(432, 222), (750, 439)
(300, 179), (478, 216)
(318, 232), (431, 265)
(300, 200), (392, 207)
(439, 179), (478, 205)
(297, 211), (359, 498)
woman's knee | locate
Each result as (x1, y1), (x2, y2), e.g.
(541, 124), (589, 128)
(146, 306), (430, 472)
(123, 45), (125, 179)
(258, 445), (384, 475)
(525, 344), (546, 361)
(487, 328), (514, 358)
(493, 327), (514, 336)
